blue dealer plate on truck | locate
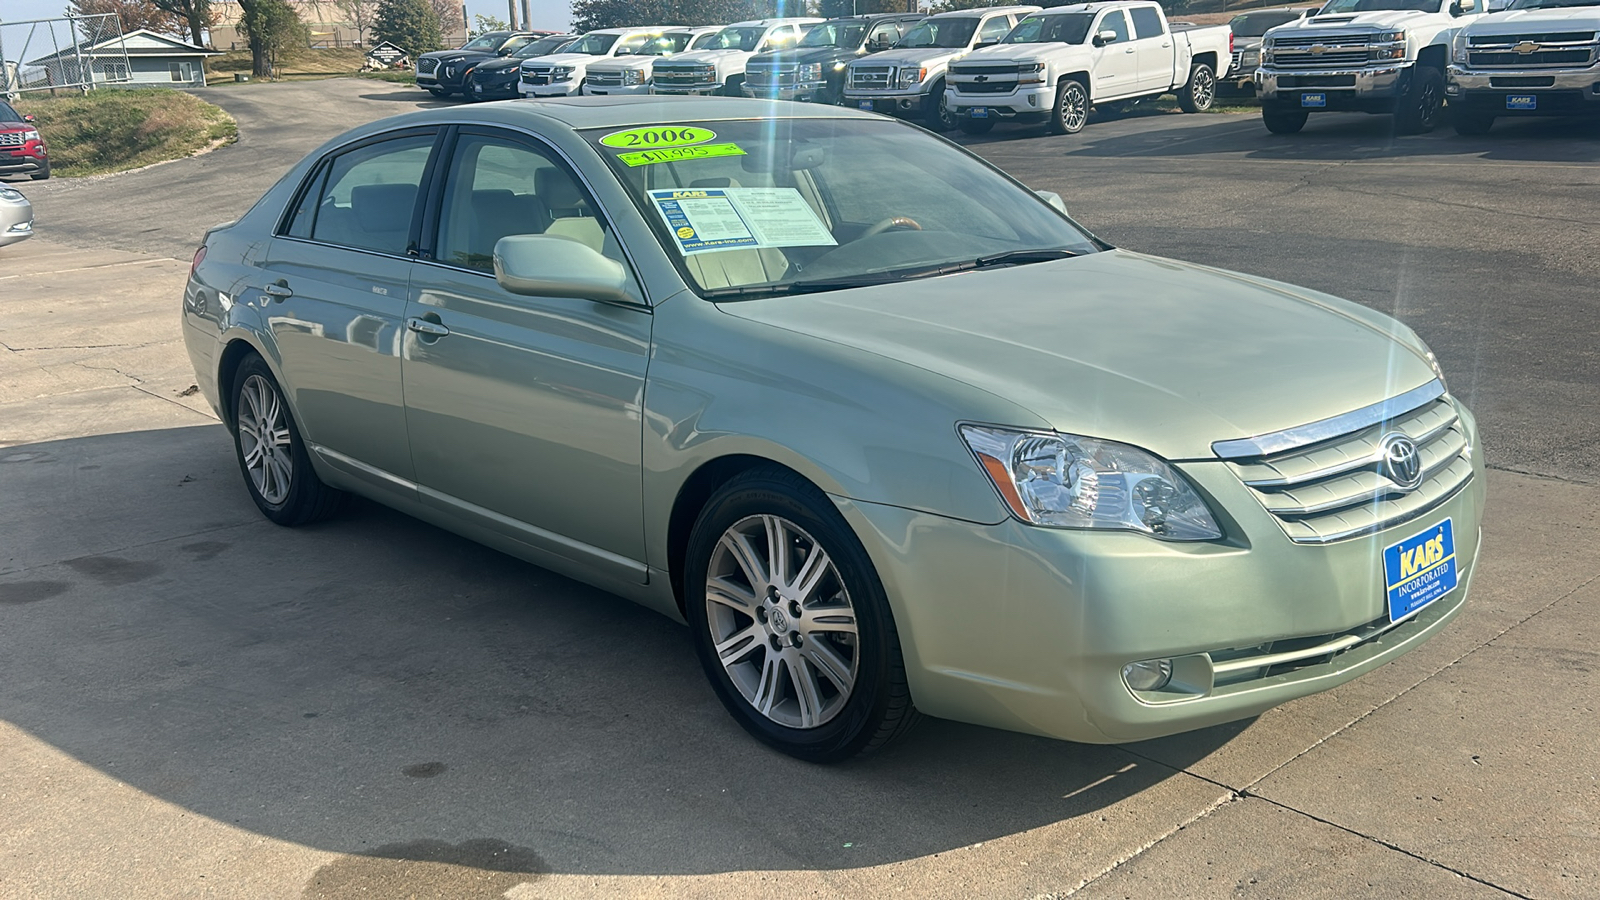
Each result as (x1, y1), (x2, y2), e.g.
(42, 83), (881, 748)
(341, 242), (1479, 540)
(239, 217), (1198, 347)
(858, 100), (873, 110)
(1301, 92), (1327, 108)
(1507, 94), (1536, 110)
(970, 107), (989, 118)
(1383, 518), (1458, 623)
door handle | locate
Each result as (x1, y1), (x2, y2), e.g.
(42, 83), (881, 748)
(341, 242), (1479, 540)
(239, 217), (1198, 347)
(263, 282), (293, 300)
(1162, 42), (1171, 48)
(1125, 47), (1136, 54)
(406, 316), (450, 337)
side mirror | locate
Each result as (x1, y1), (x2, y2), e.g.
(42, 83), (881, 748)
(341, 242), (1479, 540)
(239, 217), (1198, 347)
(494, 234), (635, 304)
(23, 114), (34, 122)
(1448, 1), (1463, 14)
(1093, 30), (1118, 47)
(1035, 189), (1069, 217)
(974, 40), (998, 48)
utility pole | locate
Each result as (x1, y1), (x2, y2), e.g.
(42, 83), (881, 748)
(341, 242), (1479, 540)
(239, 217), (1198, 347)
(506, 0), (518, 30)
(521, 0), (532, 29)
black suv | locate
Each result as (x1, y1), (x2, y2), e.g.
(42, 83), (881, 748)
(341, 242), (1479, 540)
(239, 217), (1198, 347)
(465, 33), (577, 101)
(743, 13), (924, 105)
(415, 31), (555, 97)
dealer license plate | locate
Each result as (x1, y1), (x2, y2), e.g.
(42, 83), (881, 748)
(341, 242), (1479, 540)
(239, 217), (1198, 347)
(970, 107), (989, 118)
(1383, 518), (1458, 623)
(473, 84), (482, 93)
(1507, 94), (1536, 110)
(858, 100), (873, 110)
(1301, 92), (1327, 108)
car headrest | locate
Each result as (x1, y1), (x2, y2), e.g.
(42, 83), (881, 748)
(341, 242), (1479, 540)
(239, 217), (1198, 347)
(351, 183), (418, 232)
(535, 166), (586, 210)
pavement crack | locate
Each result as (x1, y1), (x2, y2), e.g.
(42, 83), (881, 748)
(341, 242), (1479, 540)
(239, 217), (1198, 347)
(1485, 463), (1598, 486)
(1059, 790), (1241, 897)
(1333, 182), (1600, 227)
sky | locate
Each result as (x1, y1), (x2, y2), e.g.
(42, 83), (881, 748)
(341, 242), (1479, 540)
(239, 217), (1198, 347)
(0, 1), (575, 33)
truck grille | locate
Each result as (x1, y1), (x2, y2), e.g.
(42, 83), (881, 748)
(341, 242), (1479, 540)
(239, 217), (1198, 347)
(1466, 31), (1596, 68)
(850, 65), (894, 90)
(1222, 394), (1473, 544)
(745, 64), (795, 87)
(587, 70), (624, 86)
(1268, 33), (1370, 69)
(0, 132), (27, 147)
(950, 65), (1019, 94)
(521, 71), (550, 85)
(653, 67), (716, 88)
(417, 58), (439, 74)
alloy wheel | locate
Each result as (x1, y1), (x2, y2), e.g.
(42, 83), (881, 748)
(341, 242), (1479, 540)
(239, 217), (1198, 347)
(237, 373), (293, 506)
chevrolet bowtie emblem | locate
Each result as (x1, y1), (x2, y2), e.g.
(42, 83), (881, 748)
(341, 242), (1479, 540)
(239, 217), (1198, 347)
(1310, 44), (1328, 54)
(1513, 41), (1540, 54)
(975, 74), (989, 81)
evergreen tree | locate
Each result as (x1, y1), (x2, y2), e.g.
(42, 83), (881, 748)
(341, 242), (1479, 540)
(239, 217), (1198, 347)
(373, 0), (445, 54)
(237, 0), (310, 77)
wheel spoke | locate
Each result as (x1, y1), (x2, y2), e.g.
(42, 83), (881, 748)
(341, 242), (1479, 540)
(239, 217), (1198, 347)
(751, 651), (784, 716)
(805, 607), (857, 637)
(707, 575), (758, 612)
(763, 515), (789, 590)
(791, 546), (831, 604)
(714, 622), (763, 663)
(791, 656), (826, 729)
(720, 531), (769, 590)
(801, 639), (855, 695)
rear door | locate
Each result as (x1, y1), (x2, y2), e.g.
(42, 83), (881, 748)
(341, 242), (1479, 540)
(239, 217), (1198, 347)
(259, 129), (438, 497)
(1128, 5), (1176, 94)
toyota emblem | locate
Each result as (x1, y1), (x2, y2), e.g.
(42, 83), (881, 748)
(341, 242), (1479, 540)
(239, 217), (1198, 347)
(1379, 433), (1424, 491)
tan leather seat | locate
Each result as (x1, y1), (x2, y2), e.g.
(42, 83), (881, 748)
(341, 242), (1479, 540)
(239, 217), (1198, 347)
(678, 177), (790, 290)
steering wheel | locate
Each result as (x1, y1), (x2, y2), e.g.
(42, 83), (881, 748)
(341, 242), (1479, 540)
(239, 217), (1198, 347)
(860, 216), (924, 239)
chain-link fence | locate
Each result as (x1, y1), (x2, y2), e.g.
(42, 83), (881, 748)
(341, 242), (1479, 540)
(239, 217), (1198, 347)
(0, 13), (131, 98)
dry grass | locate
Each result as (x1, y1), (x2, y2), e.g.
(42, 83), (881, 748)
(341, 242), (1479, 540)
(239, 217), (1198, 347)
(209, 46), (367, 76)
(21, 88), (238, 177)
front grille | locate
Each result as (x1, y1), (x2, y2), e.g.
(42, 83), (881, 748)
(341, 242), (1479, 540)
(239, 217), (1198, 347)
(1468, 30), (1596, 44)
(953, 64), (1020, 75)
(850, 65), (893, 90)
(521, 72), (550, 85)
(1275, 74), (1357, 87)
(1466, 32), (1597, 68)
(1491, 75), (1556, 87)
(0, 132), (26, 147)
(745, 65), (795, 87)
(1271, 33), (1369, 48)
(417, 58), (439, 74)
(653, 69), (715, 87)
(1225, 396), (1473, 544)
(1469, 49), (1594, 67)
(1271, 48), (1369, 68)
(954, 80), (1017, 94)
(588, 71), (624, 86)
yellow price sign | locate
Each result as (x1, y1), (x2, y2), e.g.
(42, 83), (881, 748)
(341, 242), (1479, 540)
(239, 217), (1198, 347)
(600, 126), (717, 149)
(618, 143), (747, 168)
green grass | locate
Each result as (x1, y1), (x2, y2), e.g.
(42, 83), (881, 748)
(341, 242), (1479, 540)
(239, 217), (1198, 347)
(23, 88), (238, 177)
(210, 46), (367, 75)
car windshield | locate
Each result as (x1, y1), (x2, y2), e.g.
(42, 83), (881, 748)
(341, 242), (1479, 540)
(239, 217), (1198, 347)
(565, 33), (622, 55)
(0, 101), (20, 121)
(642, 33), (698, 55)
(460, 34), (505, 52)
(1004, 13), (1095, 45)
(512, 35), (573, 58)
(583, 117), (1099, 299)
(1509, 0), (1598, 8)
(1230, 11), (1303, 35)
(689, 31), (723, 49)
(1318, 0), (1439, 11)
(799, 21), (869, 48)
(898, 18), (980, 48)
(708, 26), (770, 51)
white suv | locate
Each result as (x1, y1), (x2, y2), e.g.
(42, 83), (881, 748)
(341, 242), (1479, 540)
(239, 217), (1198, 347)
(519, 27), (677, 98)
(584, 27), (723, 95)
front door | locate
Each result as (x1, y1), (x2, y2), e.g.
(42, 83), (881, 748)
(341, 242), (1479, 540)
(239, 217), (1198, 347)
(1091, 10), (1139, 100)
(401, 127), (653, 582)
(259, 130), (437, 494)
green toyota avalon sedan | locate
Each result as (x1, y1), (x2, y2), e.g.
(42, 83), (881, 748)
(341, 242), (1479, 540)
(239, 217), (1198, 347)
(182, 98), (1483, 762)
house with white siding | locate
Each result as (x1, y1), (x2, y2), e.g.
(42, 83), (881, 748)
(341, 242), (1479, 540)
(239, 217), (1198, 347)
(26, 30), (219, 89)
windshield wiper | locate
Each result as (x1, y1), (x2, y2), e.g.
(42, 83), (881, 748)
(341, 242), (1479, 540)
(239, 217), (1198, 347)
(972, 248), (1080, 268)
(699, 250), (1080, 300)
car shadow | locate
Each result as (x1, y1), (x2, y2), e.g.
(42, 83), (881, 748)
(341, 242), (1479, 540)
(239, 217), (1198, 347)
(1, 425), (1243, 885)
(356, 91), (460, 107)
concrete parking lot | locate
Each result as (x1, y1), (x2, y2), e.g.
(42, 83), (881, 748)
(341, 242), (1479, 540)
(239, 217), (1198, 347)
(2, 80), (1596, 899)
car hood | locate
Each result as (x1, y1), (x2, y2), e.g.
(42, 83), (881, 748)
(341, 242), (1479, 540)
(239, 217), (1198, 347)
(658, 49), (753, 66)
(859, 47), (965, 67)
(714, 250), (1436, 460)
(1464, 6), (1600, 32)
(474, 57), (522, 73)
(423, 49), (489, 63)
(523, 51), (602, 66)
(954, 42), (1077, 65)
(752, 46), (856, 66)
(590, 57), (657, 72)
(1270, 10), (1438, 32)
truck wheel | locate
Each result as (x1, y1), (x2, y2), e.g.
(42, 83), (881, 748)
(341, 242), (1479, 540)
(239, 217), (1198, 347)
(958, 116), (995, 135)
(425, 87), (448, 98)
(1050, 78), (1089, 135)
(1262, 105), (1308, 134)
(926, 80), (954, 131)
(1176, 62), (1216, 113)
(1451, 109), (1494, 136)
(1393, 66), (1444, 135)
(721, 76), (744, 97)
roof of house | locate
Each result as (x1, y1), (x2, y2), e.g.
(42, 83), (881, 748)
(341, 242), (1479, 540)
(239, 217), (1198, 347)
(26, 30), (220, 65)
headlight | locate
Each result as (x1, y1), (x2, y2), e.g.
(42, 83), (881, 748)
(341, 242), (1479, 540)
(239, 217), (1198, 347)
(553, 66), (574, 82)
(23, 130), (40, 142)
(1018, 62), (1046, 85)
(796, 63), (823, 82)
(445, 65), (456, 77)
(1370, 31), (1407, 61)
(898, 66), (927, 88)
(960, 425), (1223, 540)
(1452, 32), (1469, 64)
(1425, 348), (1449, 393)
(624, 69), (646, 85)
(0, 187), (23, 201)
(1374, 31), (1406, 43)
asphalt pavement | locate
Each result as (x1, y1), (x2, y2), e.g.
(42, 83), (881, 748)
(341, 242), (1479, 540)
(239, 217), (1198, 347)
(1, 80), (1596, 899)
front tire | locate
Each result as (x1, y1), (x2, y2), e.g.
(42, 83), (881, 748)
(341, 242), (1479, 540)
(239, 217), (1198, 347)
(230, 354), (343, 527)
(30, 160), (49, 180)
(1177, 62), (1216, 113)
(1050, 78), (1089, 135)
(685, 467), (920, 763)
(1393, 66), (1444, 135)
(925, 80), (954, 131)
(1262, 104), (1309, 134)
(425, 87), (448, 98)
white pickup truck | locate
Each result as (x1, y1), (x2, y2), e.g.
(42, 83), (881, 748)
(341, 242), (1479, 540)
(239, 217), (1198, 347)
(1446, 0), (1600, 133)
(945, 1), (1233, 135)
(650, 18), (823, 96)
(1256, 0), (1485, 134)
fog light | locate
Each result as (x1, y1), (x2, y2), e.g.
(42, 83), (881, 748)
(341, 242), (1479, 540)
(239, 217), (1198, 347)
(1123, 659), (1174, 692)
(1027, 94), (1038, 107)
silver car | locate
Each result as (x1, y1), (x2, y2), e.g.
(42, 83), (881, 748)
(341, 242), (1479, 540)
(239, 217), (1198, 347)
(0, 185), (33, 248)
(182, 99), (1483, 762)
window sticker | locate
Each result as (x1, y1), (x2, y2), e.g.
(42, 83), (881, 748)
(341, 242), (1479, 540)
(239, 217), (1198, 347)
(600, 126), (717, 149)
(619, 143), (747, 167)
(648, 188), (838, 256)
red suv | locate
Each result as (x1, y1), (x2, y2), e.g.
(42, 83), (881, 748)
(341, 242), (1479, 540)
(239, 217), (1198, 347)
(0, 99), (49, 181)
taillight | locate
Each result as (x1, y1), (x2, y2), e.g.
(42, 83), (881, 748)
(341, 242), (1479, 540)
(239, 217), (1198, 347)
(190, 244), (207, 278)
(1229, 33), (1235, 54)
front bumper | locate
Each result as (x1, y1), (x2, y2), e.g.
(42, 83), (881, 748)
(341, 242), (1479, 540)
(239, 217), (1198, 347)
(844, 89), (934, 114)
(584, 82), (651, 95)
(652, 83), (723, 95)
(835, 406), (1486, 744)
(946, 84), (1054, 122)
(1257, 64), (1409, 110)
(744, 80), (830, 102)
(468, 76), (522, 100)
(0, 211), (32, 247)
(519, 77), (584, 98)
(1, 146), (47, 175)
(1447, 64), (1600, 115)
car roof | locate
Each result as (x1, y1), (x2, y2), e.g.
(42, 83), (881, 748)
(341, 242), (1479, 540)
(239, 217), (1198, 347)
(385, 96), (877, 135)
(929, 4), (1040, 17)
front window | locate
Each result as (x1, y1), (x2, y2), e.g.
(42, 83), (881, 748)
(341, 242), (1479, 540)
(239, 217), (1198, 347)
(565, 33), (621, 55)
(900, 18), (979, 49)
(1508, 0), (1598, 8)
(1229, 11), (1303, 36)
(799, 21), (869, 49)
(708, 26), (769, 51)
(512, 35), (574, 59)
(582, 118), (1099, 297)
(1319, 0), (1440, 11)
(1004, 14), (1096, 45)
(614, 33), (655, 55)
(498, 35), (536, 54)
(642, 33), (697, 55)
(690, 31), (722, 50)
(460, 34), (504, 52)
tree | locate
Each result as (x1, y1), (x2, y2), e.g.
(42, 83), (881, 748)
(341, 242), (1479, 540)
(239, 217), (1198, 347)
(817, 0), (910, 15)
(426, 0), (463, 38)
(237, 0), (310, 77)
(470, 13), (510, 36)
(373, 0), (443, 54)
(68, 0), (184, 37)
(149, 0), (212, 47)
(332, 0), (381, 44)
(569, 0), (779, 31)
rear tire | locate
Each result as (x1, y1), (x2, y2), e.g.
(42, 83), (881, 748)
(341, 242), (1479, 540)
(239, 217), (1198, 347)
(925, 80), (954, 131)
(957, 116), (995, 135)
(1262, 104), (1309, 134)
(230, 354), (344, 527)
(1176, 62), (1216, 113)
(1393, 66), (1444, 135)
(685, 467), (920, 763)
(1452, 109), (1495, 136)
(1049, 78), (1089, 135)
